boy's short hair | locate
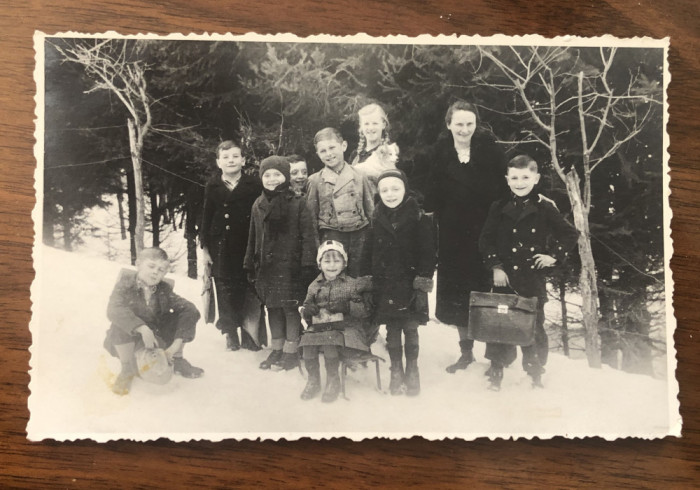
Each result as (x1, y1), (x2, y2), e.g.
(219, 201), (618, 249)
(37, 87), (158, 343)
(216, 140), (242, 158)
(507, 154), (539, 173)
(313, 128), (344, 147)
(138, 247), (169, 262)
(286, 154), (306, 164)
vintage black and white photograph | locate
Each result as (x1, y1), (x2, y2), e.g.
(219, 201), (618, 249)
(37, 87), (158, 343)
(29, 32), (678, 441)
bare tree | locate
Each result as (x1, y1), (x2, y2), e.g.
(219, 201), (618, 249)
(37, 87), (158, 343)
(54, 38), (151, 256)
(478, 46), (661, 367)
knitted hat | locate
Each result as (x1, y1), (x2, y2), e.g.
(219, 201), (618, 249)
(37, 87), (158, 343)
(259, 155), (290, 183)
(377, 168), (409, 189)
(316, 240), (348, 266)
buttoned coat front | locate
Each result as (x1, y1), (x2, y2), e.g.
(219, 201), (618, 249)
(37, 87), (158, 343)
(479, 195), (579, 300)
(200, 173), (262, 279)
(243, 189), (318, 308)
(369, 197), (436, 325)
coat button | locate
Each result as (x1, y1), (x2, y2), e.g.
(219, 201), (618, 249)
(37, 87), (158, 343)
(513, 265), (519, 270)
(530, 247), (535, 251)
(226, 225), (231, 230)
(513, 228), (517, 233)
(512, 247), (517, 252)
(225, 213), (230, 218)
(388, 299), (394, 304)
(531, 228), (536, 233)
(531, 265), (535, 269)
(224, 204), (228, 207)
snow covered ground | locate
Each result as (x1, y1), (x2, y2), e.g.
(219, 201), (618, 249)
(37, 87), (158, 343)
(28, 246), (680, 441)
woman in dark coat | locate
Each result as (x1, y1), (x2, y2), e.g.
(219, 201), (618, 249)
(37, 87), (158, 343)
(411, 101), (508, 373)
(370, 169), (436, 396)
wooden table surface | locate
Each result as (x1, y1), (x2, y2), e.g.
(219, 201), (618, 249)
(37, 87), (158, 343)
(1, 1), (698, 487)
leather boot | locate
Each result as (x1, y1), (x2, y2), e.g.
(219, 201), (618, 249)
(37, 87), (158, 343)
(112, 361), (137, 395)
(387, 347), (405, 396)
(321, 356), (341, 403)
(259, 349), (282, 370)
(487, 362), (504, 391)
(404, 344), (420, 397)
(445, 340), (475, 373)
(300, 357), (321, 400)
(226, 331), (240, 351)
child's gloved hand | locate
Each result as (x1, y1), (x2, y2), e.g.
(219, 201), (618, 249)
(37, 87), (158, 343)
(327, 301), (349, 314)
(493, 267), (510, 288)
(135, 325), (157, 349)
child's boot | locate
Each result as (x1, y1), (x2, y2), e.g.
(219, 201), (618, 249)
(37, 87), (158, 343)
(301, 357), (321, 400)
(387, 347), (405, 396)
(321, 356), (341, 403)
(274, 341), (300, 371)
(172, 357), (204, 378)
(445, 340), (475, 373)
(528, 366), (545, 389)
(404, 344), (421, 397)
(259, 349), (282, 370)
(112, 342), (137, 395)
(487, 362), (503, 391)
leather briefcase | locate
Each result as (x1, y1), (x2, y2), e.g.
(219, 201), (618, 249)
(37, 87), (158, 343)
(467, 291), (538, 346)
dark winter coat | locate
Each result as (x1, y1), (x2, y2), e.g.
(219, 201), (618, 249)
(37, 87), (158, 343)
(243, 188), (318, 308)
(410, 132), (508, 327)
(200, 173), (262, 279)
(479, 194), (579, 301)
(370, 196), (436, 324)
(104, 269), (199, 356)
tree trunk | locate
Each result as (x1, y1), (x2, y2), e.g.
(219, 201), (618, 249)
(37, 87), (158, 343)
(126, 168), (137, 265)
(559, 276), (569, 357)
(185, 199), (198, 279)
(127, 119), (146, 256)
(564, 170), (602, 368)
(150, 188), (160, 248)
(60, 208), (72, 252)
(116, 180), (127, 240)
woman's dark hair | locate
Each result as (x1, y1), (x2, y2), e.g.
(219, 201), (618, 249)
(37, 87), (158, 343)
(444, 101), (480, 127)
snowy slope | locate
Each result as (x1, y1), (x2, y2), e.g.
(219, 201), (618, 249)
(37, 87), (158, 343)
(28, 246), (678, 441)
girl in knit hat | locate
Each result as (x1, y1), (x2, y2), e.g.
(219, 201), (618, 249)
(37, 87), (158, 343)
(244, 156), (318, 371)
(369, 168), (436, 396)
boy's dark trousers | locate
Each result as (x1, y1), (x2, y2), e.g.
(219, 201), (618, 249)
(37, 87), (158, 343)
(213, 276), (248, 337)
(484, 291), (548, 375)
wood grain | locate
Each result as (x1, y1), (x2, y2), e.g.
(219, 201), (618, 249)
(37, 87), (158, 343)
(1, 1), (698, 487)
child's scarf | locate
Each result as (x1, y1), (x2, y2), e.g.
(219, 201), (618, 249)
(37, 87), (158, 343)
(263, 182), (292, 235)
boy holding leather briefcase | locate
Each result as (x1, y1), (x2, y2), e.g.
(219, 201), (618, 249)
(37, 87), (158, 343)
(477, 155), (578, 390)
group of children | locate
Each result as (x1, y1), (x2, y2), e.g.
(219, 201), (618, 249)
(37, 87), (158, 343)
(105, 104), (578, 400)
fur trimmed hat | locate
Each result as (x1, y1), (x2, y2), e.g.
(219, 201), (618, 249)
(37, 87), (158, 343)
(316, 240), (348, 267)
(259, 155), (290, 182)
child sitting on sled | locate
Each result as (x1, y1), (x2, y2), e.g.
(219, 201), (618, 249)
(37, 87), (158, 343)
(104, 247), (203, 395)
(298, 240), (372, 403)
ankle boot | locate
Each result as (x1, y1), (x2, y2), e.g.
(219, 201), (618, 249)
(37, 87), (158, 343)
(445, 340), (475, 374)
(112, 361), (137, 395)
(404, 344), (420, 396)
(322, 356), (341, 403)
(301, 358), (321, 400)
(387, 347), (405, 396)
(259, 349), (282, 370)
(487, 362), (504, 391)
(226, 331), (240, 351)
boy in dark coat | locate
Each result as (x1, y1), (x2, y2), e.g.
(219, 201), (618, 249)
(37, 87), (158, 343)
(479, 155), (579, 390)
(244, 156), (318, 371)
(370, 169), (436, 396)
(104, 247), (203, 395)
(201, 140), (262, 351)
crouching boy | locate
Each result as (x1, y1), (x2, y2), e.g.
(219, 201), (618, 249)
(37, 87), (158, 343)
(104, 247), (204, 395)
(479, 155), (578, 390)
